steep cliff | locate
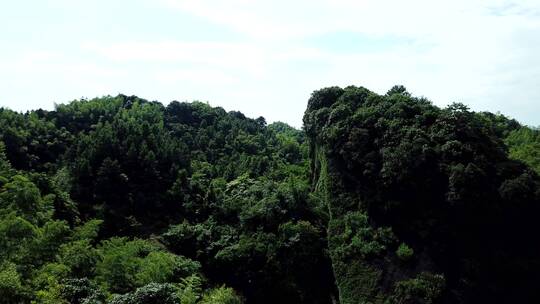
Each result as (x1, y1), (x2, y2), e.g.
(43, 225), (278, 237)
(304, 86), (540, 304)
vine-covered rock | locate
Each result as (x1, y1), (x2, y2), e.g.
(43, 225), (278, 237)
(304, 85), (540, 303)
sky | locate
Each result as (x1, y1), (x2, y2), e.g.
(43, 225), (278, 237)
(1, 0), (539, 128)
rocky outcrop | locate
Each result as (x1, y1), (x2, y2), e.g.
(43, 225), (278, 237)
(304, 86), (540, 304)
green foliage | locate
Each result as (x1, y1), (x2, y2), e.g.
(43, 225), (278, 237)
(95, 238), (158, 293)
(32, 263), (70, 304)
(390, 272), (445, 304)
(338, 211), (395, 259)
(58, 240), (99, 277)
(304, 85), (540, 303)
(95, 237), (200, 294)
(396, 243), (414, 262)
(30, 220), (71, 266)
(32, 263), (70, 290)
(0, 108), (73, 171)
(162, 175), (332, 303)
(0, 174), (52, 224)
(72, 219), (103, 241)
(331, 259), (382, 304)
(0, 97), (325, 303)
(505, 126), (540, 173)
(0, 262), (26, 303)
(109, 283), (181, 304)
(201, 286), (243, 304)
(1, 90), (538, 304)
(178, 275), (203, 304)
(0, 142), (13, 176)
(136, 251), (200, 286)
(0, 213), (37, 261)
(60, 278), (105, 304)
(386, 85), (411, 97)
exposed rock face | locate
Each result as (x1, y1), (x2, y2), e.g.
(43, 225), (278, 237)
(303, 86), (540, 304)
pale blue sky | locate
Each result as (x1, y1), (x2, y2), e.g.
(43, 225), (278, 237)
(1, 0), (539, 127)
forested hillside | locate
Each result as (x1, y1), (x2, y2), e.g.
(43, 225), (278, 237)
(304, 85), (540, 303)
(0, 88), (539, 303)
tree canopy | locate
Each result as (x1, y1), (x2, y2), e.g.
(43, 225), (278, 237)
(0, 88), (538, 303)
(304, 85), (540, 303)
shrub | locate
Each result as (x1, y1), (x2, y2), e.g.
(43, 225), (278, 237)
(396, 243), (414, 262)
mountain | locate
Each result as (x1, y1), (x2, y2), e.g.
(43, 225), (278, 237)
(304, 85), (540, 303)
(0, 87), (539, 303)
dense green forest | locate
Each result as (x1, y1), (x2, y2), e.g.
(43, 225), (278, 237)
(0, 87), (539, 303)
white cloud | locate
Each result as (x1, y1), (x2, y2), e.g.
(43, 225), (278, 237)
(157, 0), (540, 125)
(161, 0), (539, 39)
(1, 0), (539, 127)
(154, 67), (240, 86)
(0, 50), (127, 111)
(84, 41), (273, 78)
